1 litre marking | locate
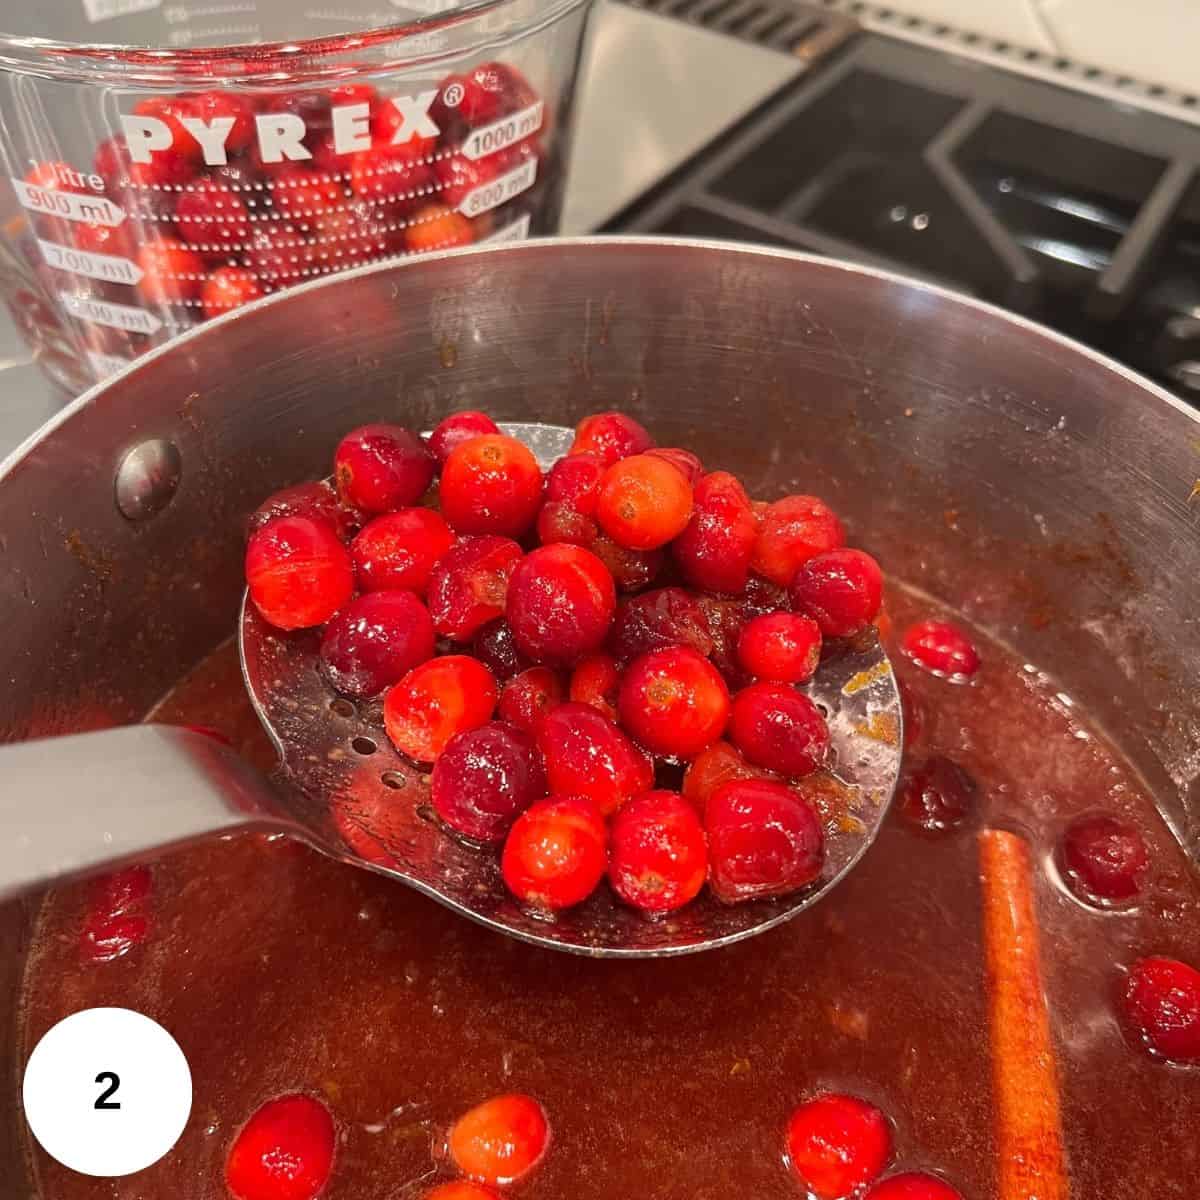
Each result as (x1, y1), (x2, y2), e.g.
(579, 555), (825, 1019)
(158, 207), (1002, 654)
(60, 293), (162, 335)
(459, 158), (537, 218)
(39, 240), (142, 285)
(12, 180), (126, 227)
(460, 101), (544, 162)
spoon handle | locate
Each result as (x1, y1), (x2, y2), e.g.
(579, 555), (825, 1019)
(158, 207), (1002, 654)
(0, 725), (292, 900)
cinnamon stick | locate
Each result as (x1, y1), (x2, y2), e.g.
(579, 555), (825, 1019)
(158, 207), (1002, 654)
(978, 829), (1069, 1200)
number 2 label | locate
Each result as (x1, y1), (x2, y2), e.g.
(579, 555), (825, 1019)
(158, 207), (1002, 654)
(94, 1071), (121, 1110)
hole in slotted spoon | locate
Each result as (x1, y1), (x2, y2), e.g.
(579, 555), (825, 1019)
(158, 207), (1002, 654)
(352, 736), (378, 756)
(330, 698), (355, 718)
(380, 771), (406, 789)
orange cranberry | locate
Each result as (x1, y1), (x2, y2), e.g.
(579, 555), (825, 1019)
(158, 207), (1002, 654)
(682, 740), (778, 815)
(596, 454), (694, 551)
(383, 656), (497, 762)
(440, 434), (543, 537)
(737, 612), (822, 683)
(405, 204), (475, 253)
(501, 797), (606, 911)
(245, 516), (354, 630)
(201, 267), (263, 319)
(785, 1093), (893, 1200)
(618, 645), (731, 760)
(225, 1094), (335, 1200)
(608, 791), (708, 913)
(568, 653), (620, 721)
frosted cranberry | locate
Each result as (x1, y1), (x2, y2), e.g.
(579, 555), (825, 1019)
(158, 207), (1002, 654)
(175, 180), (250, 250)
(673, 471), (757, 593)
(225, 1094), (335, 1200)
(333, 423), (434, 514)
(427, 536), (523, 641)
(609, 790), (708, 913)
(498, 667), (565, 734)
(738, 612), (822, 683)
(683, 740), (778, 815)
(596, 454), (693, 551)
(1120, 956), (1200, 1063)
(319, 591), (434, 698)
(369, 92), (438, 152)
(192, 90), (256, 154)
(1059, 814), (1149, 904)
(791, 548), (884, 638)
(435, 151), (504, 208)
(535, 501), (597, 547)
(752, 495), (845, 587)
(729, 682), (830, 778)
(440, 434), (543, 537)
(608, 587), (713, 665)
(75, 220), (135, 257)
(619, 646), (730, 760)
(425, 1183), (499, 1200)
(569, 411), (654, 466)
(546, 451), (605, 515)
(429, 410), (500, 463)
(405, 204), (475, 253)
(865, 1173), (963, 1200)
(471, 619), (527, 682)
(502, 796), (607, 912)
(242, 222), (315, 290)
(785, 1093), (893, 1200)
(898, 756), (976, 836)
(384, 655), (497, 762)
(447, 1092), (550, 1187)
(270, 165), (344, 225)
(569, 653), (620, 721)
(537, 703), (654, 815)
(431, 721), (546, 843)
(590, 534), (664, 593)
(245, 515), (354, 630)
(134, 94), (203, 162)
(202, 266), (263, 319)
(248, 480), (358, 541)
(137, 237), (204, 304)
(95, 135), (195, 192)
(351, 508), (455, 595)
(901, 619), (980, 680)
(645, 447), (703, 485)
(506, 545), (616, 667)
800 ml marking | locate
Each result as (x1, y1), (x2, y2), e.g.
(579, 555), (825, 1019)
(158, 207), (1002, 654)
(459, 157), (538, 218)
(39, 240), (142, 285)
(461, 101), (544, 162)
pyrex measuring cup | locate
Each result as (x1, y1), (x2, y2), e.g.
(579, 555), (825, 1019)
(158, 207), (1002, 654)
(0, 0), (593, 393)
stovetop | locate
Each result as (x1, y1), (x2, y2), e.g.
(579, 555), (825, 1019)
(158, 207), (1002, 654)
(605, 16), (1200, 402)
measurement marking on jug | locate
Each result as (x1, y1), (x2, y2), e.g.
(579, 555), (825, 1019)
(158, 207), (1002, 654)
(482, 214), (532, 244)
(460, 101), (544, 162)
(459, 158), (537, 219)
(81, 0), (161, 21)
(12, 180), (126, 227)
(88, 351), (131, 379)
(60, 293), (162, 335)
(39, 240), (142, 285)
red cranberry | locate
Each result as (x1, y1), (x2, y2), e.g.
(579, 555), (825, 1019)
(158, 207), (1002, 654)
(1120, 956), (1200, 1063)
(897, 756), (977, 835)
(673, 471), (758, 594)
(431, 721), (547, 843)
(425, 1183), (499, 1200)
(790, 548), (884, 638)
(349, 142), (434, 205)
(729, 682), (830, 778)
(383, 655), (497, 763)
(498, 667), (566, 734)
(428, 411), (501, 463)
(569, 411), (654, 466)
(248, 480), (357, 541)
(174, 180), (250, 251)
(95, 135), (196, 192)
(242, 222), (317, 290)
(1058, 814), (1149, 904)
(901, 619), (980, 680)
(202, 266), (263, 319)
(80, 866), (154, 963)
(133, 94), (204, 163)
(568, 653), (620, 721)
(536, 703), (654, 815)
(506, 544), (616, 667)
(609, 790), (708, 913)
(137, 237), (205, 304)
(269, 165), (344, 226)
(319, 591), (435, 698)
(596, 454), (693, 551)
(706, 778), (824, 902)
(472, 619), (529, 681)
(440, 434), (543, 538)
(536, 501), (598, 547)
(192, 90), (256, 154)
(645, 447), (703, 485)
(245, 516), (354, 630)
(333, 423), (435, 514)
(370, 91), (439, 149)
(75, 219), (135, 257)
(608, 587), (713, 665)
(437, 61), (523, 129)
(683, 740), (778, 815)
(225, 1094), (335, 1200)
(737, 612), (822, 684)
(546, 451), (606, 515)
(434, 151), (505, 209)
(589, 534), (664, 593)
(427, 536), (523, 641)
(865, 1173), (963, 1200)
(501, 796), (607, 911)
(91, 865), (152, 914)
(351, 508), (455, 595)
(785, 1093), (893, 1200)
(618, 646), (731, 760)
(751, 495), (845, 587)
(447, 1092), (549, 1188)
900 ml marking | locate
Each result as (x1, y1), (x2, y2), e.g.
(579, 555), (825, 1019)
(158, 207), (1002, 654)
(12, 180), (126, 227)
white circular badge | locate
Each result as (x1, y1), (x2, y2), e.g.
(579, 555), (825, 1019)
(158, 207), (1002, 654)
(22, 1007), (192, 1177)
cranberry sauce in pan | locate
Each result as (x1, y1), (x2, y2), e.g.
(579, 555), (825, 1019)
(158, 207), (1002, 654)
(19, 586), (1199, 1200)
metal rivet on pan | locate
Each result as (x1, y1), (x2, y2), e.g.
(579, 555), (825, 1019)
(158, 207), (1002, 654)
(114, 439), (182, 521)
